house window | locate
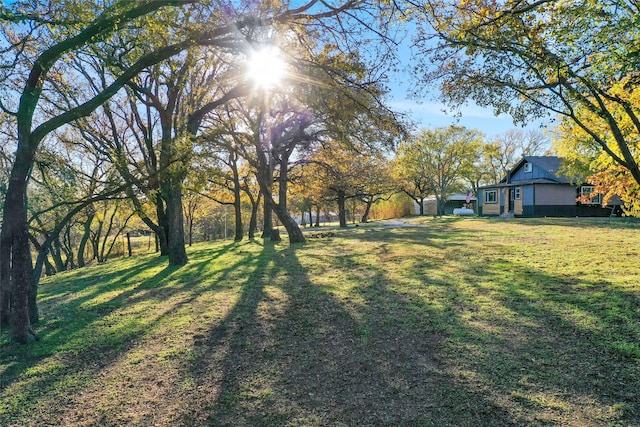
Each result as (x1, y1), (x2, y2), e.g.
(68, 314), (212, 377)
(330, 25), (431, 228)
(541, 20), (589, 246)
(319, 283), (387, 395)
(514, 187), (521, 200)
(485, 190), (498, 204)
(580, 186), (602, 205)
(524, 163), (532, 173)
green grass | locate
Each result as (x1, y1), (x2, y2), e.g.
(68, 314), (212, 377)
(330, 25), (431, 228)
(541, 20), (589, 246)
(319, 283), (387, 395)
(1, 217), (640, 426)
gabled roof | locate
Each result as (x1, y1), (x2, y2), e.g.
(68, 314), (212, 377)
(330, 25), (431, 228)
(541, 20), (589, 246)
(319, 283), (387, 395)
(479, 156), (571, 189)
(504, 156), (569, 184)
(523, 156), (568, 182)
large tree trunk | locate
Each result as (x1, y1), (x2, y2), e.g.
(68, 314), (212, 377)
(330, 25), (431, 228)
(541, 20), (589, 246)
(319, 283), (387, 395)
(155, 195), (170, 256)
(314, 204), (321, 227)
(27, 234), (54, 278)
(50, 238), (67, 273)
(1, 151), (37, 343)
(157, 99), (187, 265)
(62, 227), (75, 270)
(361, 197), (373, 223)
(258, 145), (274, 239)
(77, 207), (95, 268)
(43, 257), (55, 277)
(248, 192), (260, 239)
(28, 268), (38, 325)
(233, 196), (243, 242)
(231, 156), (243, 242)
(0, 235), (10, 328)
(256, 158), (273, 239)
(254, 164), (305, 244)
(188, 216), (194, 246)
(259, 160), (273, 239)
(116, 156), (169, 256)
(300, 208), (306, 227)
(275, 156), (305, 244)
(417, 196), (425, 215)
(271, 201), (306, 244)
(337, 190), (348, 228)
(262, 196), (273, 238)
(436, 196), (445, 217)
(164, 183), (188, 266)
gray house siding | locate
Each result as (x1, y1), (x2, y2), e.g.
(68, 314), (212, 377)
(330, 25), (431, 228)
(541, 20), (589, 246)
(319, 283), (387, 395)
(530, 184), (614, 217)
(522, 185), (534, 216)
(534, 184), (576, 205)
(523, 185), (534, 205)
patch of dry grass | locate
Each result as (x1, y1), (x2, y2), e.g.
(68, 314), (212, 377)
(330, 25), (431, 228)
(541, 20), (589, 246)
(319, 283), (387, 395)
(1, 217), (639, 426)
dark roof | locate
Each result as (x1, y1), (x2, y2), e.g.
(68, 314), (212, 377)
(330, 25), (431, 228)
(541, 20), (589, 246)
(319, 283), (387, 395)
(522, 156), (569, 183)
(479, 156), (571, 189)
(504, 156), (570, 184)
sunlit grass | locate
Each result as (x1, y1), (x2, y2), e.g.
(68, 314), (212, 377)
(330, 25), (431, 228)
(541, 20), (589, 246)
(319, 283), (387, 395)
(1, 217), (640, 426)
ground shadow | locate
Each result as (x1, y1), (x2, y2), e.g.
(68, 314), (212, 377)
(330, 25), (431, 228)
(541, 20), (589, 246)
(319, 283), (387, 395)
(3, 221), (639, 426)
(179, 224), (640, 426)
(0, 241), (240, 424)
(179, 241), (518, 426)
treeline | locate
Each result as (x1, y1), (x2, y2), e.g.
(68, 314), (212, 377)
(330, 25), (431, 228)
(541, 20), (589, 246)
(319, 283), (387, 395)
(0, 1), (406, 343)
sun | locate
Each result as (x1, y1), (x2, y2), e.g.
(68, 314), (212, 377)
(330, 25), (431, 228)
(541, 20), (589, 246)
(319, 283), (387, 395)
(246, 46), (286, 90)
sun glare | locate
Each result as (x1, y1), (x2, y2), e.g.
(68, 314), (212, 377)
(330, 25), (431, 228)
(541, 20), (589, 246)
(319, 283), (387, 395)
(247, 47), (286, 90)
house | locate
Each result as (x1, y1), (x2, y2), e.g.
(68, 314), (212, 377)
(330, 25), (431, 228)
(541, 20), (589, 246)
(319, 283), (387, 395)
(478, 156), (622, 217)
(414, 193), (478, 216)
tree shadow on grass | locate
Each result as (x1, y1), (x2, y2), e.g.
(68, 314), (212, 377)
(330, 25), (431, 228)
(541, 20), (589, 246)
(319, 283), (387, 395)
(340, 220), (477, 247)
(3, 223), (638, 426)
(0, 241), (240, 425)
(451, 257), (640, 424)
(400, 243), (640, 425)
(513, 216), (640, 230)
(180, 242), (517, 426)
(180, 229), (640, 426)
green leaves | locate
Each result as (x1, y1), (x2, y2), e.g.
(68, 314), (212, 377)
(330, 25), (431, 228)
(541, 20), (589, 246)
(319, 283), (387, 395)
(411, 0), (640, 204)
(394, 126), (481, 214)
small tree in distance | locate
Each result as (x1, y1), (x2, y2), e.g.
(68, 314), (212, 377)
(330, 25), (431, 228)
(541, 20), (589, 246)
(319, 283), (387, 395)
(395, 126), (482, 216)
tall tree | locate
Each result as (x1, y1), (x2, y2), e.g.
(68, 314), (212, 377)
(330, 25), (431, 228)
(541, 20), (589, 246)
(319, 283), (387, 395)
(410, 0), (640, 192)
(306, 139), (393, 227)
(358, 160), (398, 223)
(395, 126), (481, 216)
(237, 20), (404, 242)
(394, 142), (433, 216)
(0, 0), (211, 343)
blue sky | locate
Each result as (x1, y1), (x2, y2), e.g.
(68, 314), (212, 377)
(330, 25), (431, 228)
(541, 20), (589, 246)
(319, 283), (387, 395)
(387, 95), (539, 138)
(383, 23), (553, 139)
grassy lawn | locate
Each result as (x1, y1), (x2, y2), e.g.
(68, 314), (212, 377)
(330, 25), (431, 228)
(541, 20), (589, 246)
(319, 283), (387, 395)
(1, 217), (639, 426)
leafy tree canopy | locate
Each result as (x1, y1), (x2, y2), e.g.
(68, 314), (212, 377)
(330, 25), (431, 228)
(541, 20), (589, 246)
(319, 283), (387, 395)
(410, 0), (640, 185)
(554, 80), (640, 216)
